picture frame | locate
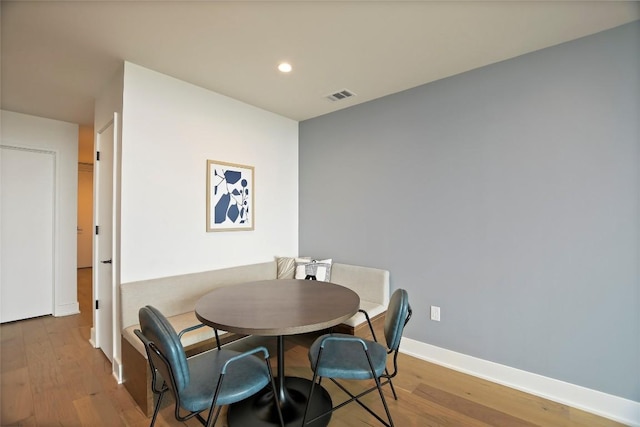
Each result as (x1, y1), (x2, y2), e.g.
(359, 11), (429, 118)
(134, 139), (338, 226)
(206, 160), (254, 232)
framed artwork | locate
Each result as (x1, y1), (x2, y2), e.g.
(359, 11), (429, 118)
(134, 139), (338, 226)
(206, 160), (254, 232)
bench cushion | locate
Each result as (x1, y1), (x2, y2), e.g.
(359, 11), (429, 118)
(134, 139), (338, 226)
(341, 300), (386, 327)
(122, 311), (228, 357)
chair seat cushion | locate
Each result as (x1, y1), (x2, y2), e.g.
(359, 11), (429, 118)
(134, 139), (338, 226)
(181, 348), (270, 411)
(308, 334), (388, 380)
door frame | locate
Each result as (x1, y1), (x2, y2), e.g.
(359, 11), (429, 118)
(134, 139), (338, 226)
(92, 113), (121, 382)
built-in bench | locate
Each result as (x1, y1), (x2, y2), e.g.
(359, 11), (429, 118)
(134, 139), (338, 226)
(120, 258), (390, 416)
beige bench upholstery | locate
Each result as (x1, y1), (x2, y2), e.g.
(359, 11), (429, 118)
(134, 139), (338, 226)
(119, 259), (389, 416)
(329, 263), (389, 334)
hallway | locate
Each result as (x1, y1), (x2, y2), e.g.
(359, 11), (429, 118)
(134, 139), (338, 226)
(77, 267), (93, 327)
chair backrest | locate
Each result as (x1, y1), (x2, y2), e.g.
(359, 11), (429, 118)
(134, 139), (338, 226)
(383, 289), (411, 351)
(139, 305), (191, 392)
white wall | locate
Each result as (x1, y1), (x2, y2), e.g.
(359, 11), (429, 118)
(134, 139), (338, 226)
(1, 110), (79, 316)
(120, 62), (299, 283)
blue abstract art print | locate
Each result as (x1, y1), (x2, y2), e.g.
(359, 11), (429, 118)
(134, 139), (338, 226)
(206, 160), (254, 232)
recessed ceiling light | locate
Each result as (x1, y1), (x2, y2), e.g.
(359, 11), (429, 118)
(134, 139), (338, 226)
(278, 62), (292, 73)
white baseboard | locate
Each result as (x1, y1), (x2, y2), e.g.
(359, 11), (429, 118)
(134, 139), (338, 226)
(400, 338), (640, 427)
(112, 357), (123, 384)
(54, 302), (80, 317)
(89, 327), (97, 347)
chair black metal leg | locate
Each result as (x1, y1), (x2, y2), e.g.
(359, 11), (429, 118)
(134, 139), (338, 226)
(322, 377), (394, 427)
(388, 379), (398, 400)
(301, 371), (320, 426)
(373, 376), (394, 427)
(385, 370), (398, 400)
(266, 359), (285, 426)
(150, 389), (165, 427)
(195, 412), (208, 426)
(204, 405), (222, 427)
(304, 373), (396, 427)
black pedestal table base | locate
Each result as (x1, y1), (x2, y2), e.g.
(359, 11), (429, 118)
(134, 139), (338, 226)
(227, 376), (332, 427)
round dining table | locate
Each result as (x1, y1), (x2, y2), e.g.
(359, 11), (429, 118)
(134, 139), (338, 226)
(195, 279), (360, 427)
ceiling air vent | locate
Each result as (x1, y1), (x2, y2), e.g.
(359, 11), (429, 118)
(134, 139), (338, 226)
(326, 89), (356, 102)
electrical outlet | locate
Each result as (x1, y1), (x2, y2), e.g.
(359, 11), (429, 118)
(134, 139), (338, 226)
(430, 306), (441, 321)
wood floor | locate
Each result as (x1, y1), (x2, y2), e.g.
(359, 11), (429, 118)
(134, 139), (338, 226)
(0, 269), (626, 427)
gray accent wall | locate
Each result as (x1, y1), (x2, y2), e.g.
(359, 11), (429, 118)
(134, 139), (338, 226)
(299, 22), (639, 401)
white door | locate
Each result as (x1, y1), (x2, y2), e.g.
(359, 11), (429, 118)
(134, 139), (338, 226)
(77, 163), (93, 268)
(94, 121), (114, 361)
(1, 146), (55, 323)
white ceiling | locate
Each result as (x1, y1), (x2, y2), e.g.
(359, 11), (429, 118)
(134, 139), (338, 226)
(2, 1), (639, 127)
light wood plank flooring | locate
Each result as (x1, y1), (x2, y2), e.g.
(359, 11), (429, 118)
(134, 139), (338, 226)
(0, 269), (626, 426)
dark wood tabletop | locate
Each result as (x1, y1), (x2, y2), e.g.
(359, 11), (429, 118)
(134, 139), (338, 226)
(195, 279), (360, 336)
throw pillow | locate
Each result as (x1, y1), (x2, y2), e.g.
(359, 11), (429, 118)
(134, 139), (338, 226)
(276, 257), (299, 279)
(295, 258), (332, 282)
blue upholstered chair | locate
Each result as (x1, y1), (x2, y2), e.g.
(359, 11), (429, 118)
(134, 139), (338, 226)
(134, 305), (284, 427)
(301, 289), (412, 427)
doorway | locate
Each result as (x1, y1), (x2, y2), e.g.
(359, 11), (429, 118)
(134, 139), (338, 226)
(77, 125), (95, 327)
(77, 162), (93, 268)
